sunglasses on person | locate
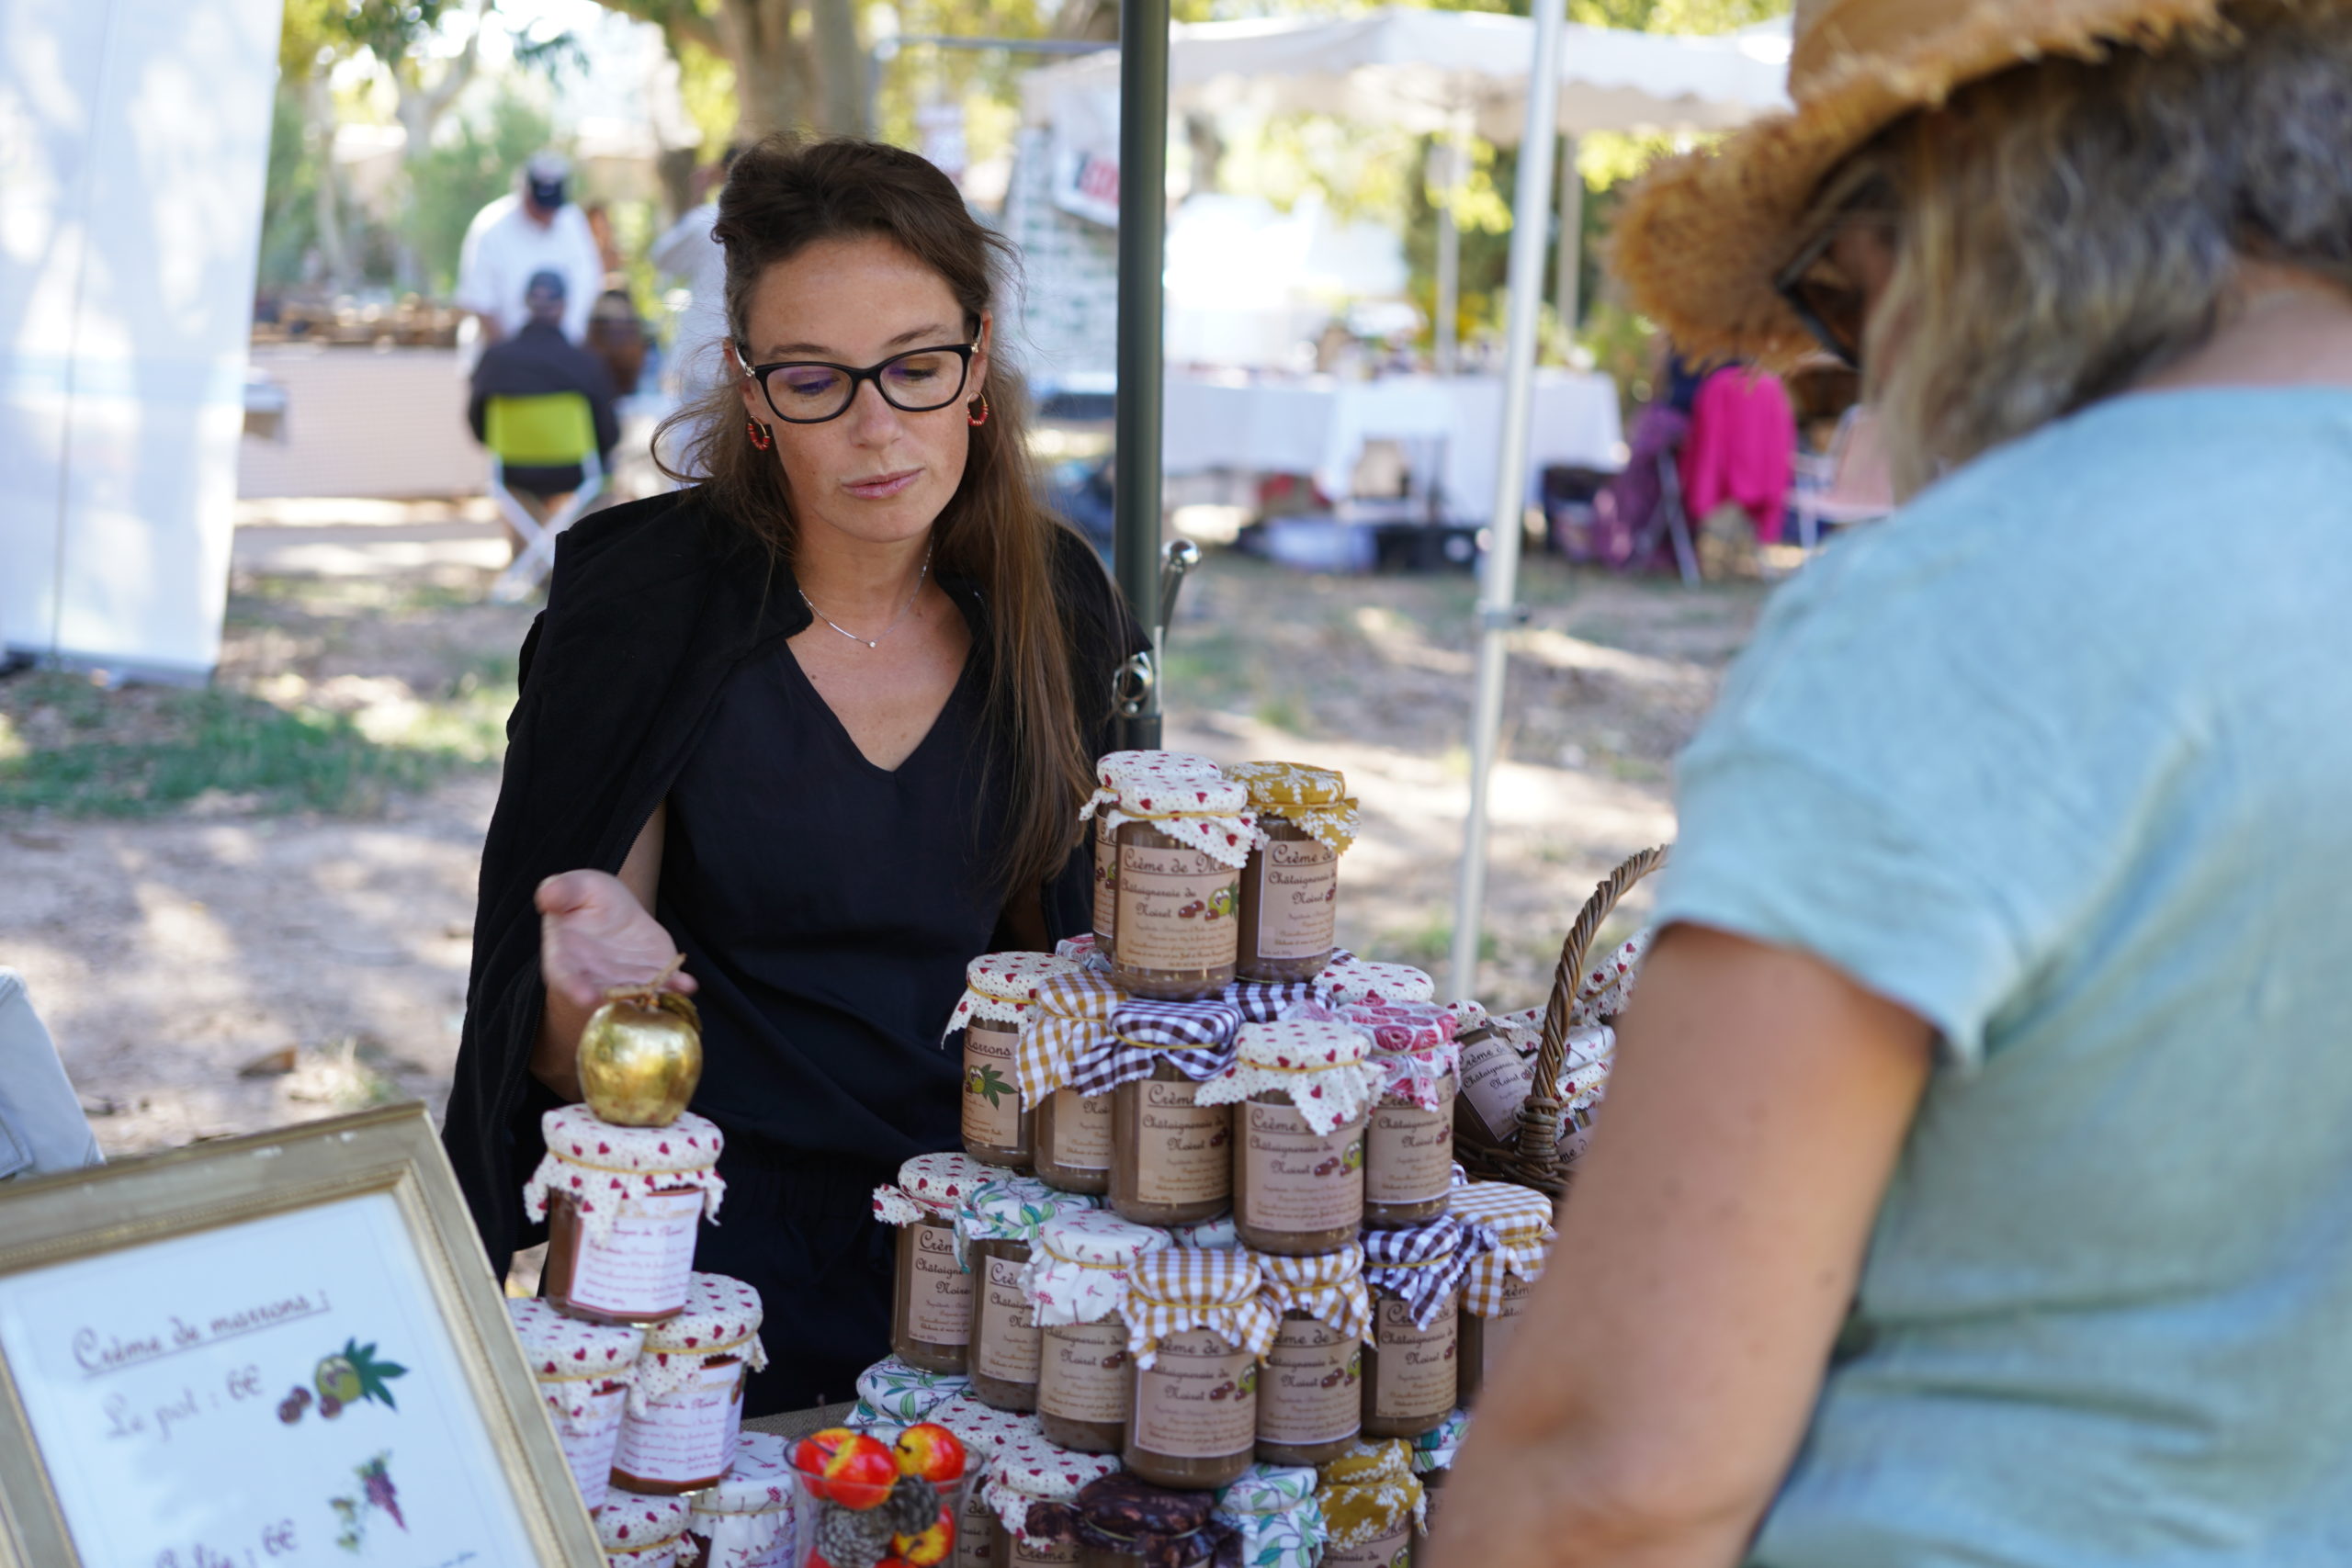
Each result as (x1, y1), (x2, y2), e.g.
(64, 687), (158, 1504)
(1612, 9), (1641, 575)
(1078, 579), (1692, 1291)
(1773, 161), (1898, 369)
(739, 341), (979, 424)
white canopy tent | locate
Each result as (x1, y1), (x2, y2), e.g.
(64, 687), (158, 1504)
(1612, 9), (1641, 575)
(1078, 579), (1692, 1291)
(1024, 9), (1792, 996)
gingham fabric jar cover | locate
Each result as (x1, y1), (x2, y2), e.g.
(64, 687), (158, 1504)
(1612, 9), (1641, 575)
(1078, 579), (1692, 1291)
(873, 1150), (998, 1226)
(525, 1106), (727, 1247)
(1018, 970), (1128, 1105)
(1222, 761), (1362, 853)
(955, 1176), (1096, 1267)
(1066, 997), (1248, 1098)
(1089, 771), (1261, 870)
(854, 1354), (970, 1424)
(1316, 1438), (1427, 1545)
(630, 1272), (770, 1414)
(1216, 1463), (1328, 1568)
(505, 1298), (643, 1429)
(1020, 1209), (1172, 1327)
(686, 1430), (795, 1568)
(1451, 1181), (1556, 1318)
(596, 1493), (692, 1561)
(1316, 955), (1435, 1007)
(1123, 1248), (1278, 1369)
(982, 1432), (1124, 1540)
(942, 951), (1084, 1042)
(1194, 1019), (1385, 1134)
(1359, 1214), (1501, 1330)
(1253, 1243), (1374, 1343)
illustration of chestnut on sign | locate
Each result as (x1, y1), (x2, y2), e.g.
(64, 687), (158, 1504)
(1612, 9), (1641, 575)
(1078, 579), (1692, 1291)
(1177, 900), (1205, 919)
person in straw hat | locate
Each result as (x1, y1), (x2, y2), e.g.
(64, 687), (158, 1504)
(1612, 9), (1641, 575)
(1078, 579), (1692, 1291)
(1434, 3), (2352, 1565)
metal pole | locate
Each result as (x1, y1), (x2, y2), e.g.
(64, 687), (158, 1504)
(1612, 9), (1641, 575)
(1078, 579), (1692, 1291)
(1431, 128), (1464, 376)
(1448, 0), (1567, 1000)
(1555, 132), (1583, 342)
(1112, 0), (1170, 750)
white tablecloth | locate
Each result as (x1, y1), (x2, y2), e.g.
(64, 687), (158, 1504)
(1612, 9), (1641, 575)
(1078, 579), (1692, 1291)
(1161, 370), (1624, 523)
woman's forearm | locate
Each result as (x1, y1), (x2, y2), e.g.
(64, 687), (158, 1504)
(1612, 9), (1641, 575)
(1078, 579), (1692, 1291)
(528, 805), (674, 1102)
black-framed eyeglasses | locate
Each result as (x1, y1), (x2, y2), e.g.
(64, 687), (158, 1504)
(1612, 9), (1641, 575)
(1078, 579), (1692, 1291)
(1773, 163), (1897, 369)
(740, 341), (978, 424)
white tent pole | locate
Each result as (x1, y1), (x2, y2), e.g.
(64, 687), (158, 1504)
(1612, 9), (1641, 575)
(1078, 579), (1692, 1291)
(1449, 0), (1567, 1001)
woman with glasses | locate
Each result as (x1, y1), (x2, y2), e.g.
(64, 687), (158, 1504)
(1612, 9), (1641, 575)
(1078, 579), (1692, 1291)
(443, 137), (1143, 1413)
(1436, 2), (2352, 1565)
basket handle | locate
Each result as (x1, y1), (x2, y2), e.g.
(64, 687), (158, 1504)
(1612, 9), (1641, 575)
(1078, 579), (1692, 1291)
(1525, 844), (1669, 1121)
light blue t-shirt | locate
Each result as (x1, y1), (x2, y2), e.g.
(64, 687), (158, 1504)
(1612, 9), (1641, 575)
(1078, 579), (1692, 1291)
(1654, 389), (2352, 1566)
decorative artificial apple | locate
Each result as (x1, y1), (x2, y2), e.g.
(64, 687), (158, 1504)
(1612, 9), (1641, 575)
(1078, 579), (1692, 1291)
(577, 953), (703, 1127)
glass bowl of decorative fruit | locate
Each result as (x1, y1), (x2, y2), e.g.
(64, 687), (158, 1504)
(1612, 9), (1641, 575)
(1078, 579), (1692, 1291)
(789, 1422), (968, 1568)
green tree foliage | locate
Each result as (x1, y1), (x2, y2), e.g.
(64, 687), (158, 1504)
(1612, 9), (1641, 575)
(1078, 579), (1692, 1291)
(403, 88), (556, 296)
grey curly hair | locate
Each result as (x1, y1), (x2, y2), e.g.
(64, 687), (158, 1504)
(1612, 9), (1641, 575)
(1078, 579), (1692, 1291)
(1864, 0), (2352, 496)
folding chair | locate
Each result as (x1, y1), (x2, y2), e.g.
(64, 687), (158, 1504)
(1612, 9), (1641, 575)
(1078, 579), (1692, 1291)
(1791, 405), (1894, 551)
(1637, 438), (1703, 585)
(484, 391), (605, 603)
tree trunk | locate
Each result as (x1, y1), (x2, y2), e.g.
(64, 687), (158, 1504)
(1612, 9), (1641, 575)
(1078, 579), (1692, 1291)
(718, 0), (808, 138)
(304, 68), (355, 295)
(808, 0), (867, 137)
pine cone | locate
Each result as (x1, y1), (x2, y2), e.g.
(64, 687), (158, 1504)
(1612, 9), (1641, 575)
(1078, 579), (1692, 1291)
(814, 1500), (897, 1568)
(880, 1474), (941, 1538)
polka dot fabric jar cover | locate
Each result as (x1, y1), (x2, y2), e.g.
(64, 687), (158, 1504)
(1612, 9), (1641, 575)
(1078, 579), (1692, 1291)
(873, 1151), (1000, 1226)
(1315, 956), (1435, 1008)
(596, 1493), (692, 1565)
(630, 1272), (770, 1413)
(506, 1298), (641, 1510)
(1195, 1019), (1385, 1135)
(943, 952), (1085, 1041)
(524, 1106), (727, 1247)
(982, 1432), (1124, 1540)
(686, 1429), (796, 1568)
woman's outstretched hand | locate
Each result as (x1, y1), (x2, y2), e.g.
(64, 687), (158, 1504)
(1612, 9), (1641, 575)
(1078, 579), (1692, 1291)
(537, 870), (698, 1011)
(529, 870), (695, 1100)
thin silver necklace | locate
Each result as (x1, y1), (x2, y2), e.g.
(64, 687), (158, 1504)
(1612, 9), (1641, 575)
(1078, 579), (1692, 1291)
(799, 546), (933, 650)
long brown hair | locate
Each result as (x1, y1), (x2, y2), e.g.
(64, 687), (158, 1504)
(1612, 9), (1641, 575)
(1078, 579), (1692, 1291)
(655, 136), (1095, 900)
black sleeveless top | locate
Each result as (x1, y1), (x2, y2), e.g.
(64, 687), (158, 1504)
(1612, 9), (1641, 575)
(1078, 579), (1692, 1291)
(657, 584), (1007, 1167)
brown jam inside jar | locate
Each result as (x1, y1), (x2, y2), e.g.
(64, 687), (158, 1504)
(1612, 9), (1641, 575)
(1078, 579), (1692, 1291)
(1233, 1094), (1364, 1255)
(541, 1186), (698, 1325)
(1074, 1538), (1213, 1568)
(1235, 815), (1337, 984)
(1363, 1070), (1458, 1229)
(969, 1237), (1043, 1413)
(1455, 1269), (1533, 1407)
(1360, 1284), (1457, 1439)
(963, 1021), (1035, 1169)
(1033, 1088), (1114, 1195)
(1109, 1064), (1233, 1225)
(993, 1515), (1080, 1567)
(1108, 823), (1238, 1001)
(1254, 1309), (1363, 1466)
(1037, 1317), (1133, 1453)
(1123, 1326), (1259, 1490)
(891, 1215), (974, 1374)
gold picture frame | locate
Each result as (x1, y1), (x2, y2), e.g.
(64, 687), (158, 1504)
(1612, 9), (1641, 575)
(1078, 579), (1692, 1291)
(0, 1103), (604, 1566)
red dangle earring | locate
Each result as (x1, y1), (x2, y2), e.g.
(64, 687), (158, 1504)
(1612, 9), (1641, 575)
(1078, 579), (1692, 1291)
(746, 419), (774, 450)
(967, 391), (990, 428)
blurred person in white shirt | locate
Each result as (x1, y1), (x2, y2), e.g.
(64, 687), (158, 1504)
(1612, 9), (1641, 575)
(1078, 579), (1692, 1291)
(456, 150), (605, 347)
(650, 143), (744, 404)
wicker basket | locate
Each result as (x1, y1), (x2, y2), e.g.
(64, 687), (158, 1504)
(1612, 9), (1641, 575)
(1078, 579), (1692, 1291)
(1453, 844), (1669, 1198)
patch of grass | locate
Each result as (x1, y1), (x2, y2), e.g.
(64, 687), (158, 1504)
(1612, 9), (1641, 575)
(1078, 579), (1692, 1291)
(1252, 691), (1309, 734)
(1379, 914), (1498, 970)
(0, 668), (513, 818)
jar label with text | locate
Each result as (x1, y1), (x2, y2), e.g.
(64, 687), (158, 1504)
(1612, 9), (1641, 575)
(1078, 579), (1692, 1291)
(1372, 1293), (1457, 1421)
(963, 1022), (1024, 1151)
(1241, 1101), (1363, 1234)
(1046, 1089), (1113, 1170)
(1258, 1316), (1362, 1447)
(1252, 837), (1338, 960)
(1133, 1328), (1257, 1460)
(1006, 1529), (1078, 1567)
(956, 1468), (997, 1568)
(1116, 841), (1241, 974)
(611, 1359), (743, 1484)
(545, 1381), (626, 1511)
(974, 1256), (1042, 1384)
(1326, 1517), (1413, 1568)
(1136, 1080), (1233, 1206)
(1092, 817), (1117, 942)
(1365, 1085), (1455, 1206)
(1458, 1034), (1534, 1141)
(1038, 1320), (1130, 1425)
(908, 1220), (975, 1345)
(562, 1187), (704, 1318)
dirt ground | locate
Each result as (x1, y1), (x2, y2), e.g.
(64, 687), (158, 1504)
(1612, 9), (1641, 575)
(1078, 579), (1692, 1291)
(0, 502), (1763, 1157)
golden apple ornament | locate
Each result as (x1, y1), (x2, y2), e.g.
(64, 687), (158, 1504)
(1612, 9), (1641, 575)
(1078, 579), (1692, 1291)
(577, 953), (703, 1127)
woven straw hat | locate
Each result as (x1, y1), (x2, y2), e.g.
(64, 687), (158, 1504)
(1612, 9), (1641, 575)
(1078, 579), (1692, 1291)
(1611, 0), (2240, 366)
